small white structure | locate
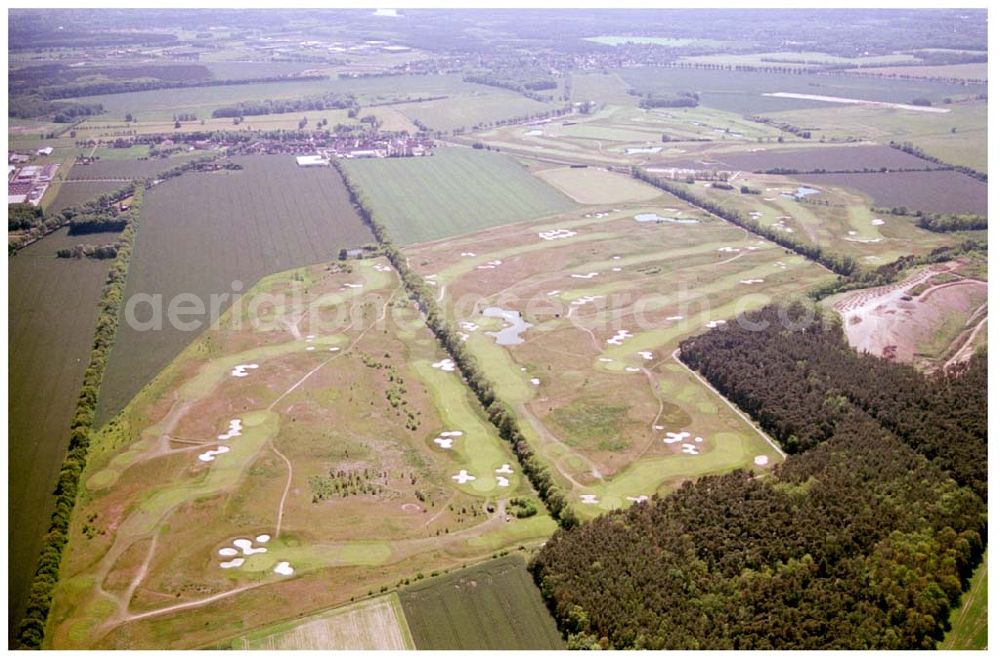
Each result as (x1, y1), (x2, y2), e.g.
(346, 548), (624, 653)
(296, 154), (330, 167)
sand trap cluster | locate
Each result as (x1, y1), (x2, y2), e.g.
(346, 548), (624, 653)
(198, 446), (231, 462)
(740, 278), (764, 285)
(571, 272), (600, 279)
(231, 363), (259, 378)
(663, 431), (690, 444)
(871, 218), (885, 226)
(432, 358), (456, 372)
(680, 443), (700, 455)
(477, 260), (503, 270)
(373, 263), (393, 273)
(217, 534), (271, 568)
(572, 294), (603, 306)
(460, 251), (477, 257)
(774, 261), (788, 270)
(638, 351), (653, 360)
(754, 455), (769, 466)
(273, 561), (294, 576)
(539, 228), (578, 241)
(580, 494), (599, 505)
(626, 495), (649, 504)
(217, 419), (243, 441)
(496, 464), (514, 475)
(634, 213), (665, 223)
(718, 246), (740, 253)
(607, 329), (633, 345)
(452, 469), (476, 484)
(705, 320), (727, 329)
(433, 430), (463, 449)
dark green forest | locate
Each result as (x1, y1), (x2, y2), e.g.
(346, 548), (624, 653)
(530, 303), (986, 649)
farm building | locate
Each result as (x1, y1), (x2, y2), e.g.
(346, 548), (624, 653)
(36, 147), (54, 156)
(296, 154), (331, 167)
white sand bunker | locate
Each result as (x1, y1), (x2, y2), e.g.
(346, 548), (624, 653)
(871, 218), (885, 226)
(626, 495), (649, 504)
(740, 279), (764, 285)
(635, 213), (665, 223)
(460, 321), (479, 332)
(580, 494), (599, 504)
(496, 464), (514, 474)
(547, 290), (561, 296)
(664, 431), (691, 444)
(681, 443), (700, 455)
(306, 346), (315, 351)
(373, 263), (393, 272)
(539, 228), (577, 241)
(306, 334), (315, 340)
(461, 251), (477, 257)
(598, 357), (613, 363)
(432, 358), (456, 372)
(217, 419), (243, 441)
(329, 347), (340, 352)
(572, 294), (604, 306)
(496, 476), (510, 487)
(612, 255), (621, 260)
(774, 261), (788, 269)
(571, 272), (600, 279)
(524, 129), (543, 136)
(231, 363), (259, 377)
(665, 315), (684, 322)
(402, 503), (422, 512)
(705, 320), (727, 329)
(458, 332), (470, 343)
(477, 260), (503, 270)
(198, 446), (230, 462)
(342, 283), (364, 289)
(256, 534), (271, 543)
(220, 558), (245, 569)
(233, 538), (268, 555)
(273, 561), (294, 576)
(433, 431), (463, 449)
(607, 329), (633, 345)
(452, 469), (476, 484)
(530, 378), (541, 385)
(718, 247), (740, 253)
(754, 455), (769, 466)
(625, 367), (641, 373)
(218, 547), (239, 557)
(638, 351), (653, 360)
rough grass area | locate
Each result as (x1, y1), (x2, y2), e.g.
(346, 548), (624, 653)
(534, 166), (663, 205)
(942, 552), (987, 650)
(341, 147), (577, 245)
(551, 399), (633, 451)
(399, 555), (564, 650)
(230, 593), (415, 650)
(96, 155), (373, 423)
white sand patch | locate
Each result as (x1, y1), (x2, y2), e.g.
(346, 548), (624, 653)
(524, 129), (543, 136)
(871, 218), (885, 226)
(571, 272), (600, 279)
(681, 443), (700, 455)
(598, 357), (614, 363)
(695, 437), (703, 443)
(705, 320), (727, 329)
(218, 547), (238, 557)
(452, 469), (476, 484)
(231, 363), (259, 377)
(217, 419), (243, 441)
(612, 267), (622, 272)
(718, 247), (740, 253)
(460, 251), (477, 257)
(432, 358), (456, 372)
(306, 346), (315, 351)
(402, 503), (422, 512)
(220, 558), (245, 569)
(665, 315), (684, 321)
(754, 455), (769, 466)
(763, 92), (951, 113)
(273, 561), (294, 576)
(256, 534), (271, 543)
(530, 378), (541, 385)
(774, 261), (787, 269)
(663, 431), (691, 444)
(441, 431), (464, 437)
(626, 495), (649, 504)
(198, 446), (230, 462)
(572, 294), (604, 306)
(496, 476), (510, 487)
(634, 213), (665, 223)
(496, 464), (514, 474)
(580, 494), (599, 504)
(848, 231), (857, 236)
(306, 335), (316, 340)
(458, 332), (470, 343)
(607, 329), (633, 345)
(638, 351), (653, 360)
(654, 425), (664, 430)
(460, 321), (479, 332)
(233, 539), (268, 555)
(477, 260), (503, 270)
(373, 264), (393, 273)
(342, 283), (364, 289)
(612, 255), (621, 260)
(546, 289), (561, 296)
(329, 347), (340, 352)
(625, 367), (641, 372)
(763, 197), (776, 201)
(539, 228), (578, 241)
(740, 279), (764, 285)
(433, 438), (454, 449)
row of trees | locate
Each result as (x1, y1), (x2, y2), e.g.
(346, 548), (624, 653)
(531, 303), (986, 649)
(56, 243), (119, 259)
(33, 74), (330, 101)
(632, 168), (858, 276)
(332, 162), (579, 530)
(14, 188), (146, 649)
(914, 213), (987, 233)
(211, 92), (359, 118)
(888, 141), (987, 182)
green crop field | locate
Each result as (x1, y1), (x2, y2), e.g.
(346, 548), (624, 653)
(341, 146), (578, 245)
(46, 181), (127, 213)
(399, 555), (564, 650)
(942, 552), (987, 650)
(95, 155), (373, 424)
(7, 227), (123, 634)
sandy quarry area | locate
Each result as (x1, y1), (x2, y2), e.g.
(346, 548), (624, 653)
(834, 262), (987, 367)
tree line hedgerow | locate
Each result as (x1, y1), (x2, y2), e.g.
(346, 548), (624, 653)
(332, 160), (580, 530)
(530, 303), (986, 649)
